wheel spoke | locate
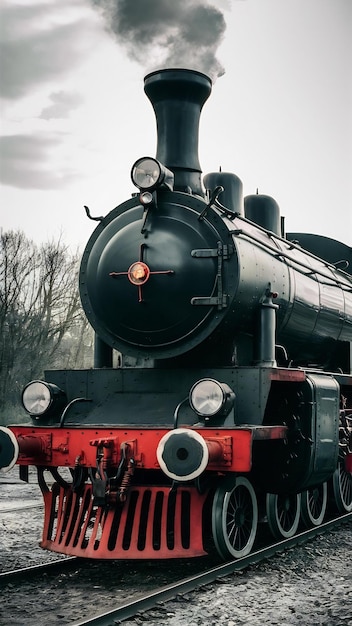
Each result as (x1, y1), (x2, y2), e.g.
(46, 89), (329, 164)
(266, 492), (301, 539)
(212, 476), (258, 559)
(301, 482), (327, 527)
(332, 462), (352, 513)
(226, 519), (237, 541)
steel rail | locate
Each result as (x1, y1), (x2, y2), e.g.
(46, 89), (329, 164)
(70, 512), (352, 626)
(0, 502), (42, 513)
(0, 480), (38, 485)
(0, 556), (77, 583)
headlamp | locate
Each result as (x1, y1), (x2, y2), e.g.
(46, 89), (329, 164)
(22, 381), (66, 418)
(189, 378), (235, 420)
(131, 157), (174, 191)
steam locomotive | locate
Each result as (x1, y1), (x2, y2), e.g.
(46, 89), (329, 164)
(1, 69), (351, 560)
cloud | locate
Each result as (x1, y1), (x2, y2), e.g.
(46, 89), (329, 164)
(0, 1), (102, 100)
(39, 91), (84, 120)
(0, 1), (105, 190)
(0, 133), (80, 189)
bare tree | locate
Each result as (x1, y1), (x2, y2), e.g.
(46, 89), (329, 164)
(0, 230), (92, 421)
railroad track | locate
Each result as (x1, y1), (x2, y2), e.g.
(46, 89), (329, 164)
(0, 556), (78, 583)
(0, 502), (43, 513)
(1, 512), (350, 625)
(0, 480), (38, 485)
(66, 512), (350, 626)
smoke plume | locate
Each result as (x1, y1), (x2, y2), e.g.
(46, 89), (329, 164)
(92, 0), (226, 80)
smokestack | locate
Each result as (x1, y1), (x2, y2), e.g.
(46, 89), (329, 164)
(144, 68), (212, 196)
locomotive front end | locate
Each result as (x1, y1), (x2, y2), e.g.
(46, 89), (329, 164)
(2, 68), (352, 563)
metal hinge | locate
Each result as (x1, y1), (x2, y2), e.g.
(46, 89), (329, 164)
(190, 241), (231, 309)
(191, 294), (228, 308)
(191, 244), (234, 259)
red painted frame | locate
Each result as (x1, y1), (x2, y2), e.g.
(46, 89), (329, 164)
(9, 425), (287, 473)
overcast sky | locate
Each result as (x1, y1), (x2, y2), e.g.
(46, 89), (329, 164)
(1, 0), (351, 251)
